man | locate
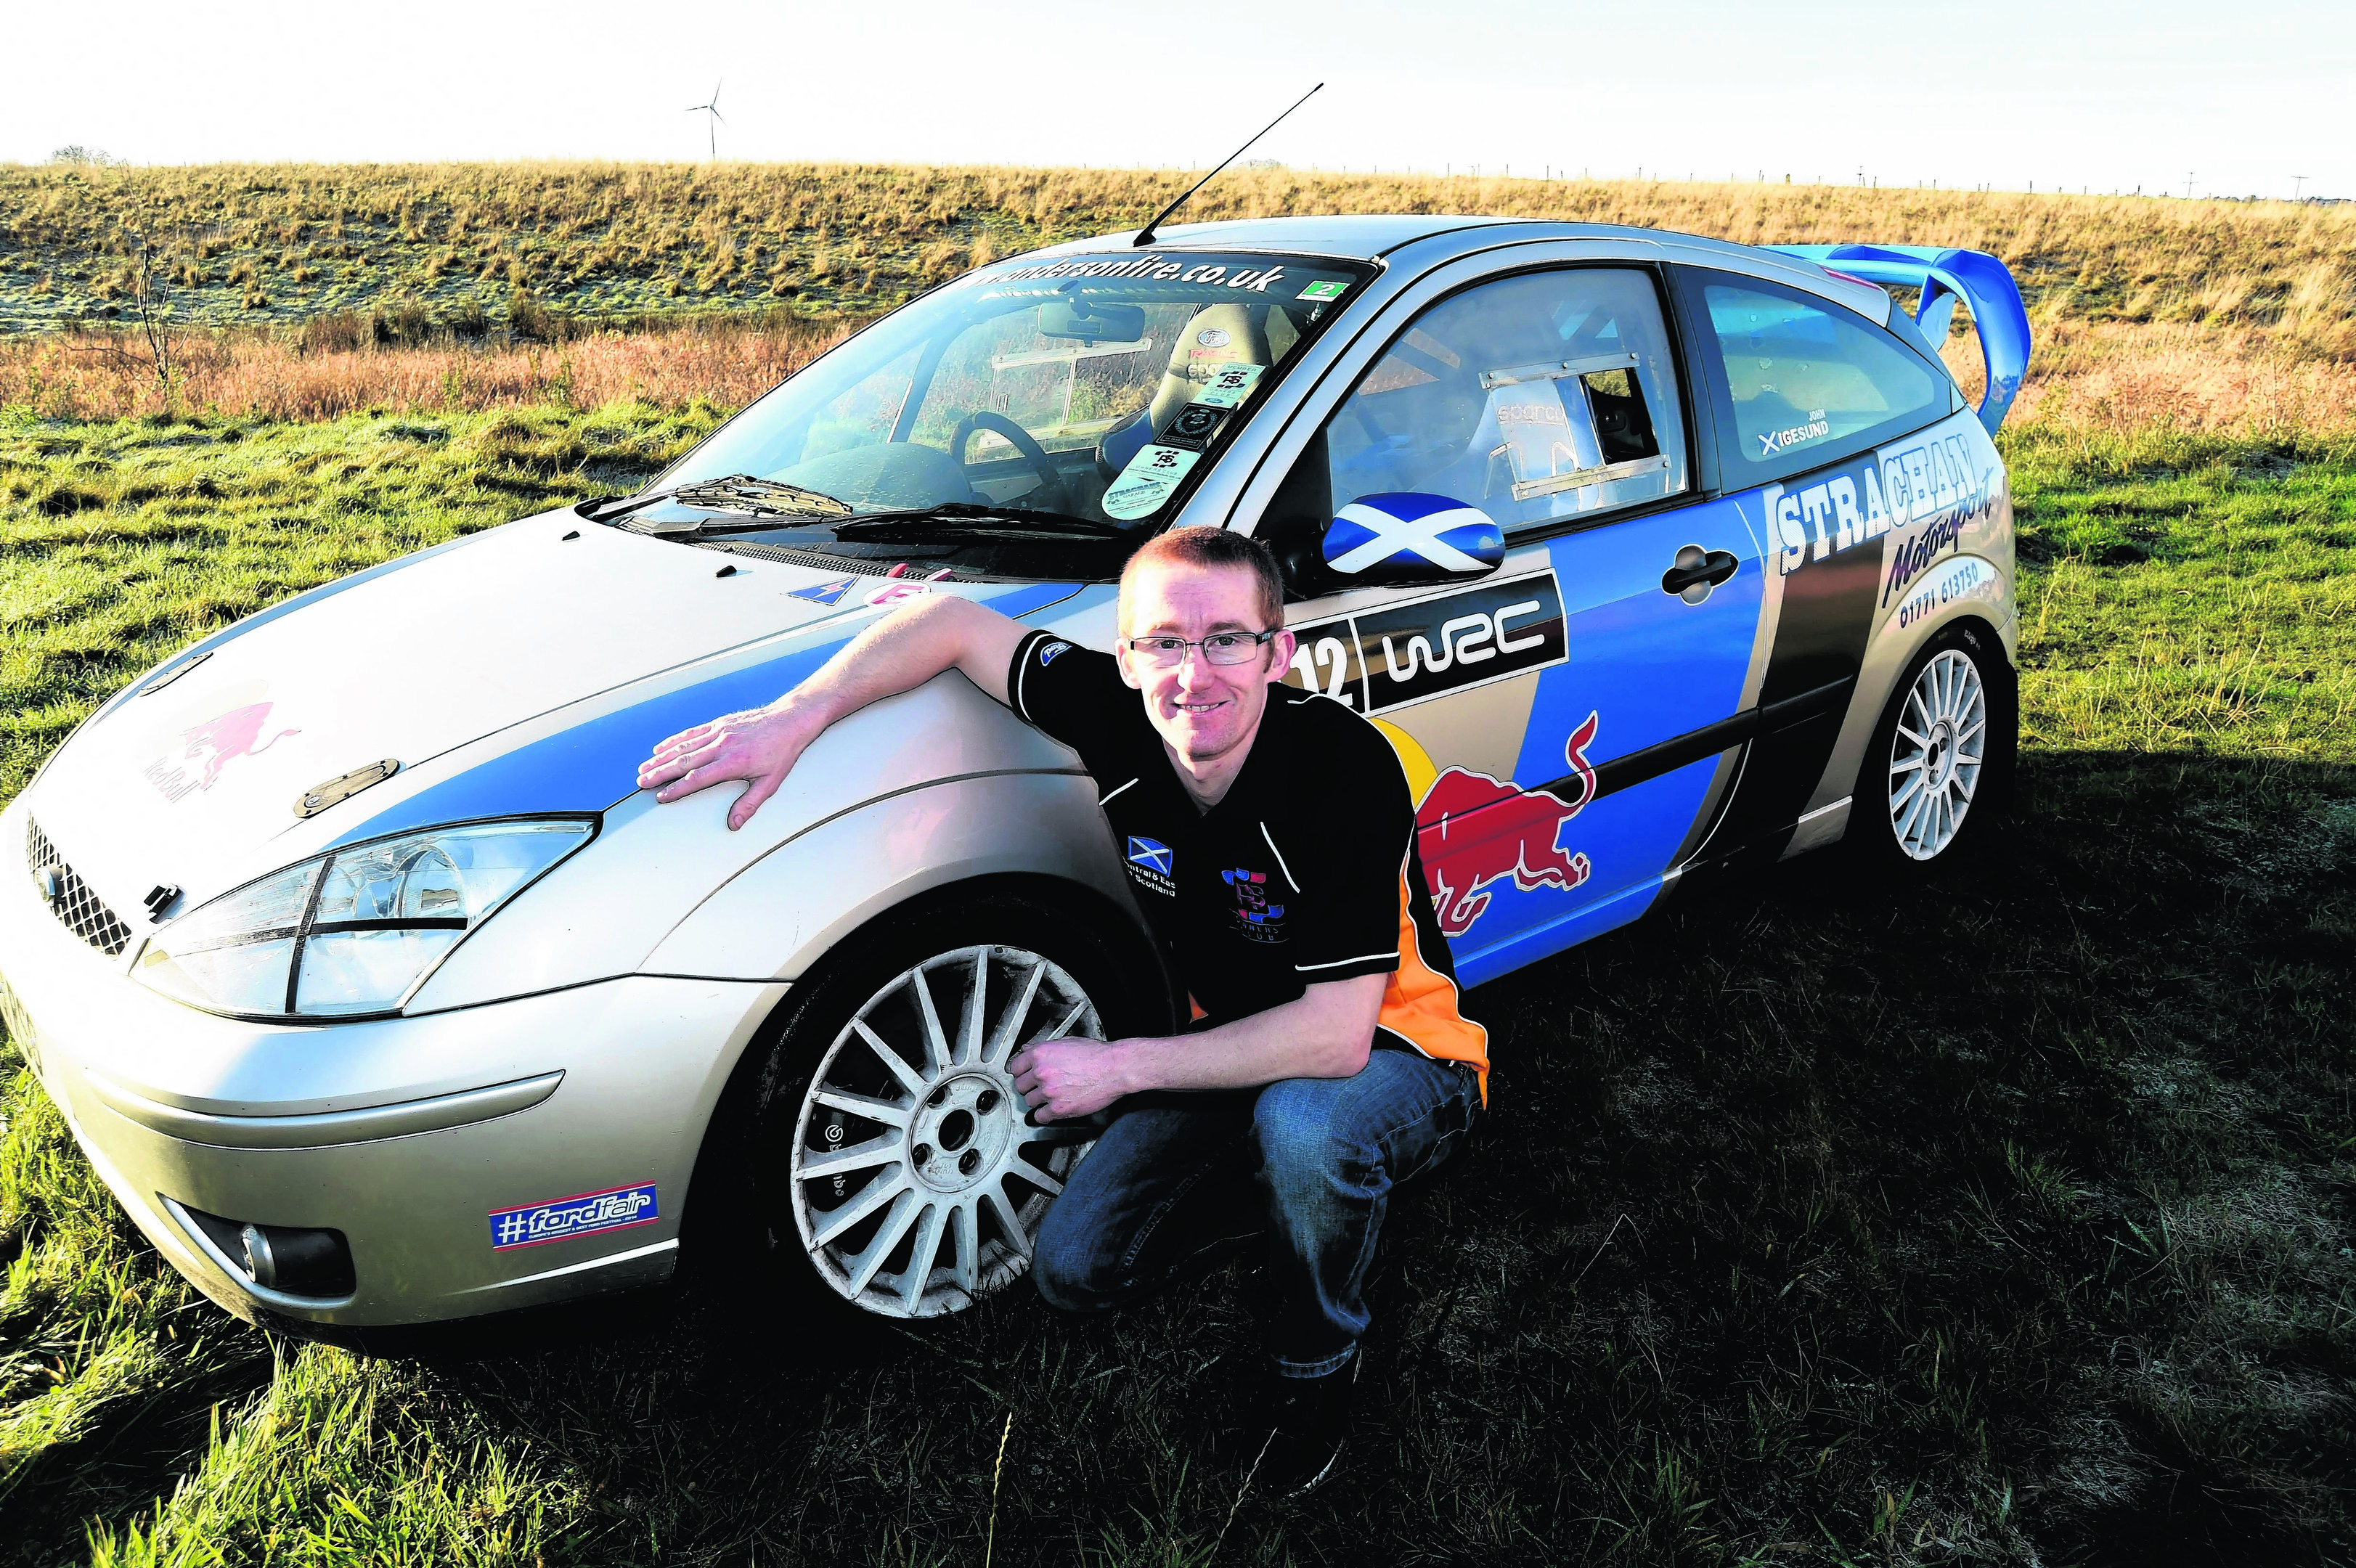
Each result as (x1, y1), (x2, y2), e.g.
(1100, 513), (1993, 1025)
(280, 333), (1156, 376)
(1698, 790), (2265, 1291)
(637, 527), (1485, 1497)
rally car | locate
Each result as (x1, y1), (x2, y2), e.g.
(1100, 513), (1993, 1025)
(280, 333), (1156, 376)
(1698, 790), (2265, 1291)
(0, 216), (2031, 1329)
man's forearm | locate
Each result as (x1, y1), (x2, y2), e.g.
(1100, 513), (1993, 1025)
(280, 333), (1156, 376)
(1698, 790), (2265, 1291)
(780, 595), (1008, 729)
(1112, 977), (1385, 1095)
(639, 595), (1022, 828)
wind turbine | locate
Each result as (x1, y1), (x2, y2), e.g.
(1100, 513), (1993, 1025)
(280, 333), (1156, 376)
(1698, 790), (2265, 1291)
(687, 81), (725, 160)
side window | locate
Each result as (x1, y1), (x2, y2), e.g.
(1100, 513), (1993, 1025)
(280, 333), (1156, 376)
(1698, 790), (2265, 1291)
(1695, 276), (1942, 473)
(1292, 268), (1689, 535)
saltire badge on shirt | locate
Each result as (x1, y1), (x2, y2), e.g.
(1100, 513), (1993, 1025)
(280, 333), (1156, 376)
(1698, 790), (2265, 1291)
(1125, 836), (1176, 896)
(1324, 494), (1504, 576)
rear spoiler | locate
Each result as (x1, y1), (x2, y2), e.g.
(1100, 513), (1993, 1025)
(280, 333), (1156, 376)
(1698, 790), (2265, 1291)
(1768, 244), (2032, 433)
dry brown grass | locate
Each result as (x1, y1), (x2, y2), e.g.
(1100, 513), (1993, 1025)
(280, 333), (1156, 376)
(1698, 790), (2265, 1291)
(0, 315), (855, 422)
(9, 312), (2348, 456)
(1996, 322), (2356, 439)
(1936, 322), (2356, 444)
(5, 162), (2349, 350)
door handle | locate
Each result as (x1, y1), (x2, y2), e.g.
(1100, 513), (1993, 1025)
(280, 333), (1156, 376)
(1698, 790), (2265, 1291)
(1660, 545), (1740, 602)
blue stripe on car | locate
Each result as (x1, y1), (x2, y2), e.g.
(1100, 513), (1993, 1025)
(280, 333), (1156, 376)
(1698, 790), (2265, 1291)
(329, 581), (1083, 846)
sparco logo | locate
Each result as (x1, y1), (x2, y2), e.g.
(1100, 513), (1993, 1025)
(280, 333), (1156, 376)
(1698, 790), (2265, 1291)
(489, 1184), (659, 1251)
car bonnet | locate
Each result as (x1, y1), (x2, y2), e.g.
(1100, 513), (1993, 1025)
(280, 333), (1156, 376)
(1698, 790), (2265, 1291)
(28, 510), (1079, 923)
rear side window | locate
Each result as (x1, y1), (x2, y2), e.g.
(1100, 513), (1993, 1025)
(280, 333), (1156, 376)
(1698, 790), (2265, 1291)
(1694, 275), (1942, 475)
(1283, 267), (1689, 536)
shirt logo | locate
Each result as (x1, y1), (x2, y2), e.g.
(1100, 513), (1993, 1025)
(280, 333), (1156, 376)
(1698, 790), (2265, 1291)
(489, 1183), (659, 1251)
(1223, 867), (1287, 944)
(1126, 836), (1177, 897)
(1038, 640), (1072, 666)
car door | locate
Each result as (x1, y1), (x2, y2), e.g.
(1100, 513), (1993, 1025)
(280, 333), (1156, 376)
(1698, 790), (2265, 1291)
(1244, 263), (1767, 987)
(1666, 265), (1962, 860)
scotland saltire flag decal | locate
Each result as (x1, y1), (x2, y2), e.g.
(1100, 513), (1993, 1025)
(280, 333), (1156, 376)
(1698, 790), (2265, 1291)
(1127, 836), (1173, 875)
(1324, 494), (1504, 575)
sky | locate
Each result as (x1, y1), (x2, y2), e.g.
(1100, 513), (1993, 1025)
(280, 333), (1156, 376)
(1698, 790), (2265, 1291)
(1, 0), (2347, 200)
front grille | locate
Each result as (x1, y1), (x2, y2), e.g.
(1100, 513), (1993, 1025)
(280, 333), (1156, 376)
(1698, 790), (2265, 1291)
(24, 817), (134, 957)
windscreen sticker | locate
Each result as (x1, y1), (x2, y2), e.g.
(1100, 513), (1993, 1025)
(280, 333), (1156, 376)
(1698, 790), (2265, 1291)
(1103, 445), (1201, 519)
(1193, 362), (1265, 409)
(1155, 403), (1229, 453)
(1298, 279), (1348, 302)
(951, 256), (1304, 294)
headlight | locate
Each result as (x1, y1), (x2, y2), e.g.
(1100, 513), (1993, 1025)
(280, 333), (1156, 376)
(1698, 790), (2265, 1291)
(134, 818), (595, 1020)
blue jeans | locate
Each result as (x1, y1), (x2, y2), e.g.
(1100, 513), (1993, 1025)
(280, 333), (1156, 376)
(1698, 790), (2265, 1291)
(1030, 1050), (1479, 1377)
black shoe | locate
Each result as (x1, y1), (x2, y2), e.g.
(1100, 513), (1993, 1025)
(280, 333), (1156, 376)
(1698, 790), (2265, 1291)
(1244, 1355), (1357, 1499)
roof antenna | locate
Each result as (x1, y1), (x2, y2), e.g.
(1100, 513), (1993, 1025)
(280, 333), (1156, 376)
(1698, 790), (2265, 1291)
(1134, 83), (1323, 248)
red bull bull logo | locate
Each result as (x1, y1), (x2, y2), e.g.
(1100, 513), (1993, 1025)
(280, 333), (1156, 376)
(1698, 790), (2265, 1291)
(142, 701), (301, 804)
(1417, 712), (1599, 938)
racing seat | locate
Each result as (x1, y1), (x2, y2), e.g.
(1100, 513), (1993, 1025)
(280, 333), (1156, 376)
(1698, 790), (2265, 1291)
(1097, 302), (1276, 478)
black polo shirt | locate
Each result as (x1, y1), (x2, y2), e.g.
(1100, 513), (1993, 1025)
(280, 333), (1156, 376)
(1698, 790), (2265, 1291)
(1006, 629), (1488, 1087)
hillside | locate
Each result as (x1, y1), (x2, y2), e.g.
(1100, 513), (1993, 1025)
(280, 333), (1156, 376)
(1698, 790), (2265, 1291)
(2, 163), (2350, 356)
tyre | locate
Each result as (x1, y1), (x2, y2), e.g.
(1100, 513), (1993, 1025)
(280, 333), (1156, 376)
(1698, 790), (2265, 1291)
(1851, 620), (2016, 872)
(693, 886), (1152, 1320)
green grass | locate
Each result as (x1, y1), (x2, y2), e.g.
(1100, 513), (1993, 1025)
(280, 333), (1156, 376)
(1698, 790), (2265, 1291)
(2, 412), (2353, 1564)
(0, 403), (722, 801)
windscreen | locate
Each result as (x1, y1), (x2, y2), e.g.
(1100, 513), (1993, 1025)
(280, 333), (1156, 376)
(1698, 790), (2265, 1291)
(661, 252), (1371, 530)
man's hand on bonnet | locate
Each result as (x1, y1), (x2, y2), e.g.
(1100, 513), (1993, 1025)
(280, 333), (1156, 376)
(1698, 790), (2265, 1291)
(636, 702), (822, 831)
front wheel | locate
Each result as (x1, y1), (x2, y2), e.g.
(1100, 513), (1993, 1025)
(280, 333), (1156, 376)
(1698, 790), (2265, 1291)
(698, 891), (1144, 1320)
(1851, 621), (2016, 872)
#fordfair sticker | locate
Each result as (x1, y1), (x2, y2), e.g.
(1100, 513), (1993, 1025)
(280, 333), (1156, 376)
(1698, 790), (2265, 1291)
(1193, 362), (1265, 409)
(1103, 445), (1201, 520)
(489, 1183), (659, 1250)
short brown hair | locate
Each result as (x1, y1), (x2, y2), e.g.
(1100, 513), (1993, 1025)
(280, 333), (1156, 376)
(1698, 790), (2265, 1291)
(1117, 526), (1284, 634)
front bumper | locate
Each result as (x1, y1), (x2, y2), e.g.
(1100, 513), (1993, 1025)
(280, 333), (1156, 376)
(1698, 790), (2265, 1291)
(1, 797), (786, 1327)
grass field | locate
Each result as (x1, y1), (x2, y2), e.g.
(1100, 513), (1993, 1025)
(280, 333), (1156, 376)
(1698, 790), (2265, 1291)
(3, 237), (2355, 1561)
(4, 163), (2352, 356)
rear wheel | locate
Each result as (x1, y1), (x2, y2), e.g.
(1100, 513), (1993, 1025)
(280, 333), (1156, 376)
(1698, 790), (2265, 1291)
(700, 891), (1143, 1320)
(1852, 621), (2015, 871)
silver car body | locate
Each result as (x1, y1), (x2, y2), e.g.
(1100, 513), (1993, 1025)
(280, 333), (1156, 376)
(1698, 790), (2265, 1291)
(0, 216), (2018, 1327)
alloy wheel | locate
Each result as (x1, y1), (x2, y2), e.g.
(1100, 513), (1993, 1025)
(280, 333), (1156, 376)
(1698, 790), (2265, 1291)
(790, 944), (1099, 1318)
(1886, 648), (1987, 861)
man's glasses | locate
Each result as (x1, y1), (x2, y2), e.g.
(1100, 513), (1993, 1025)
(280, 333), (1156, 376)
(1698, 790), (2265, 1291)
(1122, 629), (1279, 669)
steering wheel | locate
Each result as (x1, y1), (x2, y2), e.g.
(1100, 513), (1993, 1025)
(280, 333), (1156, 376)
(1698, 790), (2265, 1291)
(949, 412), (1064, 508)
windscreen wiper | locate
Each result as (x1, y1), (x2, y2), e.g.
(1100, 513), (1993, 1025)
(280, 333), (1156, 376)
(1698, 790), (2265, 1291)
(669, 474), (855, 518)
(831, 502), (1131, 541)
(592, 474), (857, 531)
